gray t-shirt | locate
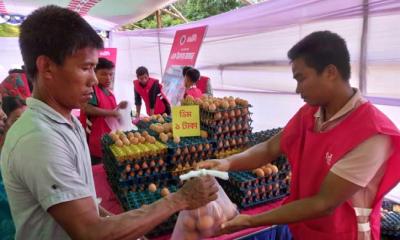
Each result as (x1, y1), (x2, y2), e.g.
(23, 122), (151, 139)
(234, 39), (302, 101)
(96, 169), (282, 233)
(1, 98), (98, 240)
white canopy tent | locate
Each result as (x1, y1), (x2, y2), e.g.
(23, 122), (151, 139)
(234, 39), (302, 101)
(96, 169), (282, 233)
(110, 0), (400, 131)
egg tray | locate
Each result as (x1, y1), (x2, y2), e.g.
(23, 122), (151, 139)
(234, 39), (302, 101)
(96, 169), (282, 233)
(225, 170), (291, 191)
(116, 187), (179, 238)
(381, 211), (400, 238)
(214, 135), (252, 152)
(200, 114), (253, 127)
(199, 104), (252, 120)
(170, 151), (214, 167)
(214, 147), (247, 159)
(201, 119), (252, 135)
(165, 137), (217, 156)
(247, 128), (283, 147)
(221, 181), (290, 209)
(103, 157), (177, 191)
(136, 116), (172, 130)
(102, 147), (170, 176)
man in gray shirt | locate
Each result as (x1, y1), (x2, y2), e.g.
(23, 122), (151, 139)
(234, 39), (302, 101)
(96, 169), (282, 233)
(1, 5), (218, 240)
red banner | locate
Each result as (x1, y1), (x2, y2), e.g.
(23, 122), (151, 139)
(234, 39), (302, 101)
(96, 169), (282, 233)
(165, 26), (207, 70)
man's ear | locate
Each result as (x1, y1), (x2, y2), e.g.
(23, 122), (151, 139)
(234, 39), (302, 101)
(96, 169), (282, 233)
(324, 64), (340, 82)
(36, 55), (55, 81)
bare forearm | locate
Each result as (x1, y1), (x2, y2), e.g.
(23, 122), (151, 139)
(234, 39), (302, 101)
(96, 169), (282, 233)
(249, 196), (332, 227)
(85, 105), (115, 117)
(135, 105), (141, 117)
(88, 193), (185, 240)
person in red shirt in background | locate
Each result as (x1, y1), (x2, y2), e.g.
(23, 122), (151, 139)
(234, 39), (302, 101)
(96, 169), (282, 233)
(0, 66), (32, 100)
(82, 58), (127, 165)
(184, 68), (203, 99)
(134, 66), (170, 117)
(182, 66), (213, 96)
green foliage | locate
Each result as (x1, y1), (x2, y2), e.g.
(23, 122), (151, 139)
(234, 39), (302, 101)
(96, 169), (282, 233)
(0, 24), (20, 37)
(123, 0), (244, 30)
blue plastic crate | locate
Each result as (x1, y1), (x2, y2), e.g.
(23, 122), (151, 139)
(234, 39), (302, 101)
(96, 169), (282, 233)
(237, 225), (292, 240)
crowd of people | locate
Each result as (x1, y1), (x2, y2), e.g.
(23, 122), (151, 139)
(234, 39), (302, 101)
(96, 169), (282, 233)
(0, 4), (398, 240)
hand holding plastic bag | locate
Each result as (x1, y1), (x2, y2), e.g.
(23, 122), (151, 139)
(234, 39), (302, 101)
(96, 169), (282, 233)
(171, 170), (238, 240)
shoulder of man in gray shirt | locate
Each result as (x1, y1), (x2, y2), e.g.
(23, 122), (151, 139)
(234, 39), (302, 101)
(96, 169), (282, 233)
(0, 98), (98, 240)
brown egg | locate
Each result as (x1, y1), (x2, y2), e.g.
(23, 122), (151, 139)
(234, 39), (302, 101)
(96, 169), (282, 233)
(148, 183), (157, 192)
(160, 187), (170, 197)
(214, 112), (222, 120)
(208, 103), (217, 112)
(158, 159), (164, 166)
(122, 137), (130, 145)
(183, 231), (199, 240)
(254, 168), (265, 177)
(228, 100), (236, 108)
(160, 133), (169, 143)
(133, 132), (141, 138)
(125, 164), (131, 173)
(148, 136), (156, 144)
(115, 139), (123, 147)
(196, 215), (214, 231)
(139, 136), (146, 143)
(262, 166), (273, 176)
(221, 101), (230, 109)
(229, 110), (235, 118)
(190, 146), (196, 153)
(173, 135), (181, 144)
(270, 165), (279, 174)
(130, 137), (139, 145)
(134, 163), (140, 170)
(200, 130), (208, 139)
(183, 147), (189, 155)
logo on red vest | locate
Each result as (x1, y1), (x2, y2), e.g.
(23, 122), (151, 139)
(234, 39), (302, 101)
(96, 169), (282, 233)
(325, 152), (333, 166)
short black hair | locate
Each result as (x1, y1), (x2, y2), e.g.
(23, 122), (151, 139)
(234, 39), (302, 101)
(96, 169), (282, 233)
(136, 66), (149, 76)
(95, 58), (114, 71)
(19, 5), (104, 80)
(287, 31), (351, 81)
(2, 96), (26, 116)
(185, 68), (200, 83)
(182, 66), (192, 76)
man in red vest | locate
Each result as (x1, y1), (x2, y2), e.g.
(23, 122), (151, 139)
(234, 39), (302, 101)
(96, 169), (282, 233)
(82, 58), (127, 165)
(133, 66), (170, 117)
(182, 66), (213, 96)
(199, 31), (400, 240)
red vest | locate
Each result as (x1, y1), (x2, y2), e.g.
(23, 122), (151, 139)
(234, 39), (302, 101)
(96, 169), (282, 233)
(281, 102), (400, 240)
(133, 78), (169, 115)
(196, 76), (209, 94)
(185, 86), (203, 99)
(87, 86), (117, 158)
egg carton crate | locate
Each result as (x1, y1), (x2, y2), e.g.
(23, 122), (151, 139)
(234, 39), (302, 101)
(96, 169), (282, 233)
(220, 180), (290, 209)
(381, 210), (400, 238)
(199, 104), (252, 121)
(116, 186), (179, 238)
(201, 119), (253, 139)
(248, 128), (283, 147)
(101, 134), (168, 164)
(136, 116), (172, 130)
(165, 137), (217, 156)
(200, 113), (252, 127)
(224, 166), (291, 190)
(214, 135), (252, 152)
(214, 147), (247, 159)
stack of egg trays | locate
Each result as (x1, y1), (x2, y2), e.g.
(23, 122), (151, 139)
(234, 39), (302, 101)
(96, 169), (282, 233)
(381, 210), (400, 238)
(199, 104), (252, 122)
(201, 116), (253, 139)
(100, 133), (177, 194)
(119, 185), (179, 238)
(167, 137), (217, 164)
